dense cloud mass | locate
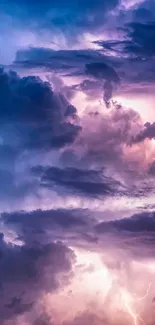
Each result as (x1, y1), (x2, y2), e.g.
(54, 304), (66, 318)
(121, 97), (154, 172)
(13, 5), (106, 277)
(0, 68), (80, 149)
(0, 232), (74, 323)
(0, 0), (119, 35)
(132, 122), (155, 143)
(95, 23), (155, 58)
(32, 166), (125, 197)
(1, 0), (155, 324)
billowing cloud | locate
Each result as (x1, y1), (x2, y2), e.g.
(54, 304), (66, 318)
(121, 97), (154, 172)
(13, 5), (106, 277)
(1, 0), (155, 324)
(68, 106), (143, 173)
(0, 232), (74, 323)
(0, 68), (80, 150)
(132, 122), (155, 143)
(0, 67), (82, 209)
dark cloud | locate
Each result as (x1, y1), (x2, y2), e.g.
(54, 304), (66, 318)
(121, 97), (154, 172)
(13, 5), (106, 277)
(103, 80), (114, 108)
(14, 48), (121, 106)
(1, 200), (155, 323)
(14, 48), (115, 77)
(92, 14), (155, 91)
(1, 1), (155, 324)
(0, 68), (82, 207)
(15, 45), (155, 106)
(16, 46), (155, 102)
(7, 207), (155, 259)
(133, 0), (155, 24)
(1, 208), (90, 244)
(96, 212), (155, 234)
(4, 207), (155, 260)
(85, 62), (120, 107)
(15, 48), (102, 63)
(85, 62), (119, 83)
(0, 0), (119, 37)
(126, 22), (155, 58)
(0, 66), (148, 207)
(95, 22), (155, 59)
(95, 211), (155, 258)
(0, 232), (74, 323)
(32, 166), (125, 198)
(132, 122), (155, 143)
(0, 68), (80, 150)
(3, 206), (155, 263)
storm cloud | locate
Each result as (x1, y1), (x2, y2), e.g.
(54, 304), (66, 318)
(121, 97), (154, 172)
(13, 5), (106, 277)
(1, 0), (155, 324)
(0, 68), (80, 150)
(32, 166), (125, 198)
(0, 232), (74, 323)
(132, 122), (155, 143)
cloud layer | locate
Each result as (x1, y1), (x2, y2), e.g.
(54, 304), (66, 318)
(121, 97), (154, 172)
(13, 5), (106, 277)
(1, 0), (155, 324)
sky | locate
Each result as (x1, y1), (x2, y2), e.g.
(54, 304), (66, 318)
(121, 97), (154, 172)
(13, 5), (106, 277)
(1, 0), (155, 324)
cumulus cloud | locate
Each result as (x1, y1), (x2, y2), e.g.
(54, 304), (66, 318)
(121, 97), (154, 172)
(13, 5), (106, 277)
(1, 1), (155, 324)
(0, 68), (80, 150)
(0, 68), (81, 206)
(67, 106), (143, 173)
(0, 232), (74, 323)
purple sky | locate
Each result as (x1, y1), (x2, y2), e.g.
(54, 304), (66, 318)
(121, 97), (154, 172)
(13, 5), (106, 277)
(1, 1), (155, 324)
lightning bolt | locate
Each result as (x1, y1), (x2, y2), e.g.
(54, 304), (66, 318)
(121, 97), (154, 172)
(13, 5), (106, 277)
(134, 283), (152, 301)
(120, 284), (153, 325)
(121, 290), (138, 325)
(103, 272), (153, 325)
